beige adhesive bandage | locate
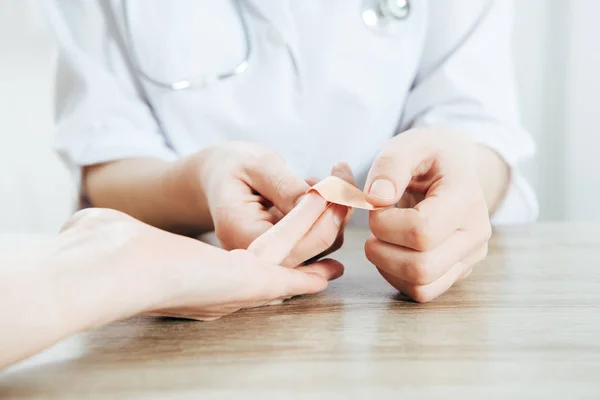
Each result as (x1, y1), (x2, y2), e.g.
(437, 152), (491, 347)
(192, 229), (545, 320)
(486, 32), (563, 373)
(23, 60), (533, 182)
(307, 176), (385, 210)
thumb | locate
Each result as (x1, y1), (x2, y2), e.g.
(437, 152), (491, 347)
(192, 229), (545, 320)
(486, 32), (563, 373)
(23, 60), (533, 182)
(364, 153), (413, 208)
(364, 132), (440, 207)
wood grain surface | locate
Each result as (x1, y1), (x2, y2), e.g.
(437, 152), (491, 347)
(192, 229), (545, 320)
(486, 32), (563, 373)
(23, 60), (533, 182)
(1, 224), (599, 399)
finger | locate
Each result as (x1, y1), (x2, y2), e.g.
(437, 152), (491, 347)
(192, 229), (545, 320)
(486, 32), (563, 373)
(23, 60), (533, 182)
(397, 190), (425, 209)
(206, 178), (275, 250)
(295, 163), (357, 265)
(298, 162), (357, 263)
(245, 157), (310, 214)
(266, 263), (330, 298)
(306, 176), (320, 186)
(369, 190), (483, 251)
(365, 231), (487, 285)
(251, 165), (355, 266)
(377, 245), (488, 303)
(301, 233), (345, 266)
(60, 208), (129, 233)
(248, 193), (329, 264)
(280, 204), (348, 267)
(331, 162), (356, 186)
(295, 258), (345, 281)
(267, 205), (285, 221)
(213, 200), (277, 250)
(282, 163), (356, 266)
(363, 135), (430, 208)
(331, 161), (356, 224)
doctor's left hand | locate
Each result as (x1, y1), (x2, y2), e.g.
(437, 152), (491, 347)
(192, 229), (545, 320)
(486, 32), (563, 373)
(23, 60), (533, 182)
(190, 142), (353, 267)
(363, 129), (495, 303)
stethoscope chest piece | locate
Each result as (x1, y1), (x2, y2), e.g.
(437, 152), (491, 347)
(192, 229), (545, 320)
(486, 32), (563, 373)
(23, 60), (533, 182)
(361, 0), (410, 34)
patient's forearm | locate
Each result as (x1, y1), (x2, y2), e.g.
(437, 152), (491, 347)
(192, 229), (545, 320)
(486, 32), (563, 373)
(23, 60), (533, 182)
(84, 158), (213, 235)
(0, 236), (149, 369)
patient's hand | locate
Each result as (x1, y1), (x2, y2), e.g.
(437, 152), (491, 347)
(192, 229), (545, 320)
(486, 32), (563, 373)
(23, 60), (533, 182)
(0, 207), (346, 368)
(60, 208), (343, 321)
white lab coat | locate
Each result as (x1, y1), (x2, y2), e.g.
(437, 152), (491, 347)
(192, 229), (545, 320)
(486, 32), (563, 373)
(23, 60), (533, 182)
(41, 0), (538, 225)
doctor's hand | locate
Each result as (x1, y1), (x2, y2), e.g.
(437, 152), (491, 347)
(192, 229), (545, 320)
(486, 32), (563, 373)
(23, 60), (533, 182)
(186, 142), (353, 267)
(363, 129), (498, 303)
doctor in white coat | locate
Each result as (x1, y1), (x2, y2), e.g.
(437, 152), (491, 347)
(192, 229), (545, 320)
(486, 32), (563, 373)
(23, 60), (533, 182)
(42, 0), (537, 302)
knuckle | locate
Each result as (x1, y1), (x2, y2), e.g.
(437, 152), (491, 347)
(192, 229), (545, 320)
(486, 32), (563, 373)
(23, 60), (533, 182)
(369, 211), (391, 240)
(407, 214), (434, 251)
(214, 229), (231, 248)
(274, 174), (297, 198)
(406, 253), (435, 285)
(368, 210), (379, 228)
(213, 209), (237, 247)
(61, 208), (128, 232)
(78, 207), (126, 221)
(259, 148), (284, 165)
(315, 232), (336, 252)
(409, 286), (436, 304)
(368, 209), (383, 228)
(368, 215), (382, 238)
(212, 206), (231, 226)
(228, 248), (249, 261)
(243, 157), (263, 176)
(61, 208), (146, 250)
(381, 137), (399, 153)
(227, 141), (261, 155)
(372, 151), (397, 172)
(65, 208), (99, 227)
(241, 147), (280, 173)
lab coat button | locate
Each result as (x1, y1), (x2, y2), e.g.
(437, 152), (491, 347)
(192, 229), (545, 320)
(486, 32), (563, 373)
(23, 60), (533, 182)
(382, 0), (410, 20)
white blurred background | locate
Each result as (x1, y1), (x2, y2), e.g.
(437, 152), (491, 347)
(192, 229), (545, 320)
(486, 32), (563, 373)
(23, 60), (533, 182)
(0, 0), (599, 233)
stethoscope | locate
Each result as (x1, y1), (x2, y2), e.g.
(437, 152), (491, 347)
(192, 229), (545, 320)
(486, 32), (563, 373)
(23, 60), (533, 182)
(121, 0), (410, 91)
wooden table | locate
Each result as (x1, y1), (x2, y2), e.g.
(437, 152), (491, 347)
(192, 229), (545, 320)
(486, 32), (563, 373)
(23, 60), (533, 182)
(1, 224), (599, 399)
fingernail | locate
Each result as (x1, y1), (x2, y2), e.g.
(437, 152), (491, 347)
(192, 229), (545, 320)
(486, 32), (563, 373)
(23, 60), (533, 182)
(332, 205), (347, 227)
(368, 179), (396, 200)
(332, 162), (351, 175)
(332, 161), (346, 171)
(306, 176), (320, 185)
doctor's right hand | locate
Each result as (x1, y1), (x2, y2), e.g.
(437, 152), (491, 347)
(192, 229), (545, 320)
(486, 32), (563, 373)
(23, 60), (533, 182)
(177, 142), (352, 267)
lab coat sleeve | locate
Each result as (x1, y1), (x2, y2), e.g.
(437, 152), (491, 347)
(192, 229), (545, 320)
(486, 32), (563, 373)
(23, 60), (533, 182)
(401, 0), (538, 225)
(40, 0), (178, 201)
